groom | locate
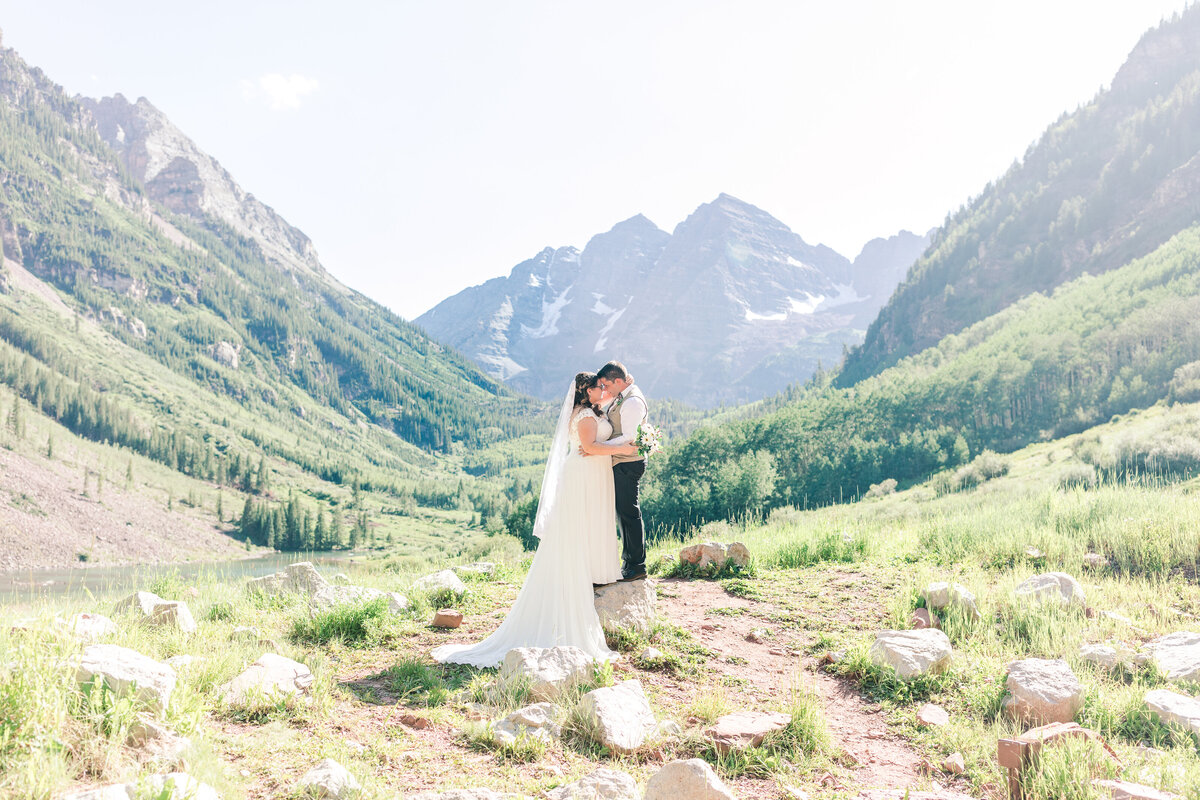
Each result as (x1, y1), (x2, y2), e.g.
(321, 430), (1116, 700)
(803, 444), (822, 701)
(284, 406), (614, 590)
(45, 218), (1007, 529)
(597, 361), (648, 582)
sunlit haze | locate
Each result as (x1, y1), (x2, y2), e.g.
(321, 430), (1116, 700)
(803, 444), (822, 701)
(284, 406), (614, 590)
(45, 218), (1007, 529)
(2, 0), (1191, 318)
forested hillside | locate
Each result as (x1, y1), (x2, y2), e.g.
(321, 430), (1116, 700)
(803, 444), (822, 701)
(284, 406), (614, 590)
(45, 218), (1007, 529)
(643, 226), (1200, 531)
(840, 7), (1200, 384)
(0, 41), (547, 565)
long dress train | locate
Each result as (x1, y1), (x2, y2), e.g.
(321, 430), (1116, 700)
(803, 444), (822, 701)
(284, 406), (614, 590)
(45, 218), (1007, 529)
(432, 408), (616, 667)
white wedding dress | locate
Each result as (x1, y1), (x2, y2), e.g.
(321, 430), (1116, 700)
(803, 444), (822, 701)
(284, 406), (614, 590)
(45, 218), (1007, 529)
(432, 405), (618, 668)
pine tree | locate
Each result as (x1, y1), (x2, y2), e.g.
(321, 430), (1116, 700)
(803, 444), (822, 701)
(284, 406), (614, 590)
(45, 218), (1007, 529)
(332, 511), (344, 548)
(125, 458), (134, 490)
(315, 509), (328, 550)
(216, 491), (224, 522)
(46, 433), (54, 459)
(255, 456), (268, 494)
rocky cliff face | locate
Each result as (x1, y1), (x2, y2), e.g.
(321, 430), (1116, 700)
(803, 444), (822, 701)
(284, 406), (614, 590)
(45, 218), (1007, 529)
(418, 194), (929, 406)
(81, 94), (323, 278)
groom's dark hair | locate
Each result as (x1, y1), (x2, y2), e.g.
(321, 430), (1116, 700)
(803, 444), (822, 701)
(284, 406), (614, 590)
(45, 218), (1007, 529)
(597, 361), (630, 382)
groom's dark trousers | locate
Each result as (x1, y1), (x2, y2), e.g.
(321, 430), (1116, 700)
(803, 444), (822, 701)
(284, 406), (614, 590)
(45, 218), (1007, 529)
(613, 460), (647, 575)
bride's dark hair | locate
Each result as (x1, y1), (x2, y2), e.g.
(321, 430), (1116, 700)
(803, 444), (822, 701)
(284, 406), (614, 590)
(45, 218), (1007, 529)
(573, 371), (601, 415)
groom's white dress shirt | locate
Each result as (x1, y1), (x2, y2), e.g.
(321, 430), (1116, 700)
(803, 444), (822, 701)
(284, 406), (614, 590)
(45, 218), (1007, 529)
(607, 385), (647, 447)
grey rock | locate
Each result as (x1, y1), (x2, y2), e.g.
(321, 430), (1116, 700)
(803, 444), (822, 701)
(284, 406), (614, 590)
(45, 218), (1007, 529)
(113, 590), (167, 618)
(453, 562), (497, 578)
(406, 791), (528, 800)
(643, 758), (735, 800)
(1145, 688), (1200, 735)
(309, 584), (408, 615)
(1004, 658), (1084, 724)
(149, 601), (197, 634)
(142, 773), (219, 800)
(869, 629), (953, 678)
(75, 644), (177, 714)
(544, 768), (638, 800)
(1014, 572), (1086, 607)
(578, 679), (656, 754)
(1145, 631), (1200, 684)
(294, 758), (361, 799)
(500, 646), (595, 701)
(128, 714), (190, 766)
(492, 702), (560, 746)
(920, 581), (981, 620)
(211, 340), (239, 369)
(67, 612), (117, 641)
(218, 652), (313, 706)
(1092, 779), (1183, 800)
(705, 710), (792, 754)
(413, 569), (467, 598)
(593, 579), (656, 635)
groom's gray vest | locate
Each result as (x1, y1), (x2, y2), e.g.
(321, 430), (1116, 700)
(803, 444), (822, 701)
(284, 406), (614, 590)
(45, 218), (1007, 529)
(607, 385), (648, 464)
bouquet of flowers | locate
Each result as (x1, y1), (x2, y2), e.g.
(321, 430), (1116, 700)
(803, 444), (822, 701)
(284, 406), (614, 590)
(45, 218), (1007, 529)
(635, 422), (664, 458)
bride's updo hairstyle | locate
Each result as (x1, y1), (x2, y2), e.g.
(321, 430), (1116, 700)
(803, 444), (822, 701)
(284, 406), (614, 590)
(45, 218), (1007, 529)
(573, 371), (601, 415)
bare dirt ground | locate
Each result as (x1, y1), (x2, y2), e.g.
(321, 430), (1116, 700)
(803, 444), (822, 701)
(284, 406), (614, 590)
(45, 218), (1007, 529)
(0, 442), (243, 573)
(207, 567), (981, 799)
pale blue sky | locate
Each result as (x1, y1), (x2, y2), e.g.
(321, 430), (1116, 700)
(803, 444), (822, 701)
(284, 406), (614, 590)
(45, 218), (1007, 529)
(2, 1), (1192, 318)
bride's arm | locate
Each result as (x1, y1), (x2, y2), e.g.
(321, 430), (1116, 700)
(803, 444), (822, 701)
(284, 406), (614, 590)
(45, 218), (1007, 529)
(577, 415), (639, 456)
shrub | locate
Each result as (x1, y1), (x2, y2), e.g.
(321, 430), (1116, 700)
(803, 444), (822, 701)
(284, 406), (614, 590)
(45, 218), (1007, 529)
(1167, 360), (1200, 405)
(290, 597), (396, 647)
(865, 478), (898, 498)
(1057, 463), (1098, 490)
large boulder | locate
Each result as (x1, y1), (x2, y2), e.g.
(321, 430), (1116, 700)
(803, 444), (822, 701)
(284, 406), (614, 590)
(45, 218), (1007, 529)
(1004, 659), (1084, 724)
(218, 653), (314, 706)
(246, 562), (331, 597)
(294, 758), (361, 799)
(643, 759), (735, 800)
(1145, 688), (1200, 735)
(75, 644), (177, 714)
(920, 582), (981, 620)
(868, 629), (953, 678)
(1144, 631), (1200, 684)
(577, 679), (656, 754)
(413, 569), (467, 598)
(500, 646), (594, 701)
(309, 584), (408, 615)
(593, 579), (656, 635)
(705, 710), (792, 754)
(1014, 572), (1086, 608)
(544, 768), (638, 800)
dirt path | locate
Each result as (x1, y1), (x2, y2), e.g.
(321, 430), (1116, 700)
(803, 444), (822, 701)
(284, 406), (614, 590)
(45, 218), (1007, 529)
(654, 576), (932, 793)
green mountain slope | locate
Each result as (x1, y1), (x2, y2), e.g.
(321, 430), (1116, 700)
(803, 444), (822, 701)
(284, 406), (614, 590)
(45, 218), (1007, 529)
(840, 7), (1200, 384)
(644, 225), (1200, 531)
(0, 43), (545, 566)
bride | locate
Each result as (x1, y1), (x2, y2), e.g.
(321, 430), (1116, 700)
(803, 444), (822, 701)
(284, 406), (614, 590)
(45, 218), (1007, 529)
(432, 372), (638, 668)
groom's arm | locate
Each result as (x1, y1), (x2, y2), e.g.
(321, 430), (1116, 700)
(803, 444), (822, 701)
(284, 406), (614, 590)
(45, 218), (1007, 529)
(608, 397), (647, 445)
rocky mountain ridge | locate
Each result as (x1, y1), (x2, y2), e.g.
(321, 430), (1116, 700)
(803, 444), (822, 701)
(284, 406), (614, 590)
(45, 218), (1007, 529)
(840, 5), (1200, 384)
(418, 194), (929, 406)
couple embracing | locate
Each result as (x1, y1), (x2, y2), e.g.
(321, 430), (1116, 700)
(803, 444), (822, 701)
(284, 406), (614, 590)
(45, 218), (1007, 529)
(433, 361), (648, 667)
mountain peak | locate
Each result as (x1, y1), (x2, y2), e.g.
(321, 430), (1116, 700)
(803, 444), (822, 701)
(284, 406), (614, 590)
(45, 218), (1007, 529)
(82, 92), (324, 277)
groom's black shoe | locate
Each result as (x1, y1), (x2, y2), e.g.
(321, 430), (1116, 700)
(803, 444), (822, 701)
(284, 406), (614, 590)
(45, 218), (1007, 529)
(620, 570), (647, 582)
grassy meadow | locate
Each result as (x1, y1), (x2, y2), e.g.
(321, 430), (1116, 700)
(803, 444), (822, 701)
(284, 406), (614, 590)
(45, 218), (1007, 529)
(3, 400), (1200, 799)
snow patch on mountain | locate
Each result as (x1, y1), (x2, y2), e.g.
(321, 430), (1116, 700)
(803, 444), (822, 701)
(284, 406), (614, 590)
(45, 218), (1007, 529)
(594, 305), (629, 353)
(520, 287), (573, 339)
